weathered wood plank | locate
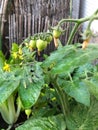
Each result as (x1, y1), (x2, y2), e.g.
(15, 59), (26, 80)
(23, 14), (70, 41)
(13, 14), (16, 43)
(19, 15), (22, 44)
(28, 13), (31, 36)
(8, 15), (11, 46)
(24, 14), (27, 38)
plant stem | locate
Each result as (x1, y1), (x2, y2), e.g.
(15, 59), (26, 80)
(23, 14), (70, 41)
(57, 12), (98, 45)
(58, 19), (79, 26)
(52, 76), (70, 119)
(79, 10), (98, 24)
(0, 102), (10, 124)
(55, 85), (69, 118)
(58, 15), (98, 26)
(66, 15), (98, 45)
(7, 95), (16, 124)
(0, 95), (17, 125)
(67, 23), (80, 45)
(16, 98), (22, 121)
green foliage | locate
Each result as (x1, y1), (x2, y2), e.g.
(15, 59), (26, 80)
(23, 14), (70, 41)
(66, 98), (98, 130)
(0, 51), (5, 68)
(1, 9), (98, 129)
(0, 44), (45, 126)
(42, 44), (98, 106)
(19, 64), (44, 108)
(1, 42), (98, 129)
(57, 78), (90, 106)
(73, 63), (97, 80)
(16, 114), (66, 130)
(42, 44), (98, 75)
(0, 80), (19, 105)
(83, 76), (98, 100)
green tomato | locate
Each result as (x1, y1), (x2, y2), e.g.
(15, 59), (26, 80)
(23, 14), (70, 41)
(46, 35), (53, 43)
(53, 30), (61, 38)
(36, 39), (47, 51)
(25, 109), (32, 118)
(29, 39), (36, 49)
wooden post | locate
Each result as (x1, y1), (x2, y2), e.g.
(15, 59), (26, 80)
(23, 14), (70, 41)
(0, 0), (9, 49)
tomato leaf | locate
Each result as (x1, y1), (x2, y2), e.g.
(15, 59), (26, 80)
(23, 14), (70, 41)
(83, 77), (98, 100)
(0, 80), (19, 105)
(15, 114), (66, 130)
(51, 45), (98, 74)
(19, 64), (44, 108)
(57, 78), (90, 106)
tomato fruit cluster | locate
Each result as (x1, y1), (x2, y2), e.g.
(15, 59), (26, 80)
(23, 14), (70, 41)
(23, 32), (53, 55)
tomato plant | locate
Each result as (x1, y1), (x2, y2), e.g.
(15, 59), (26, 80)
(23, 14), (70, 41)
(53, 29), (61, 39)
(0, 10), (98, 130)
(36, 39), (47, 51)
(29, 39), (36, 50)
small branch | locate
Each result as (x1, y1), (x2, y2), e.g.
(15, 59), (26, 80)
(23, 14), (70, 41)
(58, 19), (79, 26)
(52, 76), (70, 119)
(78, 15), (98, 24)
(67, 23), (80, 45)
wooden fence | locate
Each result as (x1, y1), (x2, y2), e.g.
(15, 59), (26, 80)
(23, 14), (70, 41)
(0, 0), (81, 56)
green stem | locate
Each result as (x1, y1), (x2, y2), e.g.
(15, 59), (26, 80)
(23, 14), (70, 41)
(57, 85), (69, 118)
(0, 95), (17, 125)
(66, 15), (98, 45)
(87, 14), (98, 30)
(7, 95), (16, 124)
(58, 15), (98, 26)
(0, 102), (10, 124)
(52, 76), (69, 119)
(58, 13), (98, 45)
(67, 23), (80, 45)
(58, 19), (79, 26)
(78, 15), (98, 23)
(16, 98), (22, 121)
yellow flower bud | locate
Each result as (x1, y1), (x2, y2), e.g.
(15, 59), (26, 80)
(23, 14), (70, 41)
(12, 52), (18, 59)
(18, 48), (23, 55)
(3, 62), (10, 72)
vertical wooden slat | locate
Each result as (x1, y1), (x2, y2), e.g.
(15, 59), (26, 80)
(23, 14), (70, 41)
(41, 17), (45, 32)
(28, 13), (31, 36)
(10, 14), (13, 47)
(19, 15), (22, 43)
(38, 14), (41, 32)
(15, 0), (19, 43)
(13, 14), (16, 43)
(34, 17), (38, 33)
(9, 15), (11, 47)
(24, 14), (27, 38)
(32, 14), (35, 35)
